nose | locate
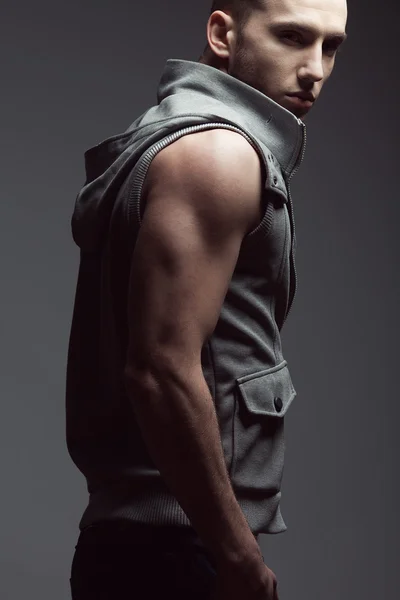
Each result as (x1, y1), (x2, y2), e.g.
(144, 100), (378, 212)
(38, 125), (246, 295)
(297, 49), (324, 84)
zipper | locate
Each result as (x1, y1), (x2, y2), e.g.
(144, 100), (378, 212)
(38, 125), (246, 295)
(281, 120), (307, 327)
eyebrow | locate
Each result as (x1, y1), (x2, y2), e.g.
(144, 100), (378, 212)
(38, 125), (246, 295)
(272, 20), (348, 44)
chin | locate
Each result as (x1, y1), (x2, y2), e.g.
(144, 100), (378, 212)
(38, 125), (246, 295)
(286, 104), (309, 120)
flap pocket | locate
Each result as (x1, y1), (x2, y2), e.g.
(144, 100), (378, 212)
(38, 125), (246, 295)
(236, 360), (296, 418)
(230, 360), (297, 495)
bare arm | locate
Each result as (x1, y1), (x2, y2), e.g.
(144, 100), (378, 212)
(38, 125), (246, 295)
(124, 129), (265, 571)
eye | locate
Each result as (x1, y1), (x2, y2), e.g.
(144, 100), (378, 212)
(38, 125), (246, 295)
(281, 31), (340, 57)
(281, 32), (302, 44)
(324, 44), (340, 56)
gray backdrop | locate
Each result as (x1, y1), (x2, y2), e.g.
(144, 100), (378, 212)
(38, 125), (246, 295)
(1, 0), (398, 598)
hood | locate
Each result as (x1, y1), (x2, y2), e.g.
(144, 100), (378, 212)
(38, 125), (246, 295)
(71, 58), (305, 253)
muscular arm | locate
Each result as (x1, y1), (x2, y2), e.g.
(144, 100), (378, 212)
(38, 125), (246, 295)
(124, 129), (265, 569)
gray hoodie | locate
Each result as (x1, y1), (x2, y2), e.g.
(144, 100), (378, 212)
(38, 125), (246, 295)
(66, 58), (307, 536)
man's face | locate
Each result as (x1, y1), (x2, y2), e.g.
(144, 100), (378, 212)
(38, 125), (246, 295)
(216, 0), (348, 120)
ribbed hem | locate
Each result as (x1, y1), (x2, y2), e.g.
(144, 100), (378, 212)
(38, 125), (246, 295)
(79, 483), (192, 531)
(78, 479), (287, 537)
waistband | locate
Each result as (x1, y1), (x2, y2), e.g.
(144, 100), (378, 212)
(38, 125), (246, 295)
(78, 520), (215, 564)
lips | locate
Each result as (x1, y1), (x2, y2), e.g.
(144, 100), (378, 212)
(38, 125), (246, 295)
(288, 92), (315, 102)
(286, 95), (313, 109)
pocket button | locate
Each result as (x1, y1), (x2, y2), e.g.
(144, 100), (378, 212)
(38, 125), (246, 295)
(274, 396), (283, 412)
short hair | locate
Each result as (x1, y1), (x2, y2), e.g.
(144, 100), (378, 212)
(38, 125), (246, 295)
(208, 0), (266, 32)
(201, 1), (267, 55)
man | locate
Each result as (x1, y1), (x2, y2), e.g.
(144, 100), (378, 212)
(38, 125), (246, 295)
(66, 1), (348, 599)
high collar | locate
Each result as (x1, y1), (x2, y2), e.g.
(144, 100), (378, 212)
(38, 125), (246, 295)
(157, 59), (306, 177)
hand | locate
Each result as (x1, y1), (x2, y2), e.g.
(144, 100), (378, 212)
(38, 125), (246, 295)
(211, 561), (279, 600)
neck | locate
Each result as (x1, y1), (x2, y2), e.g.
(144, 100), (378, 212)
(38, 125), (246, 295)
(198, 50), (228, 74)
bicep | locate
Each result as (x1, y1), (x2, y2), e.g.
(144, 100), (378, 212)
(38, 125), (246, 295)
(125, 130), (263, 376)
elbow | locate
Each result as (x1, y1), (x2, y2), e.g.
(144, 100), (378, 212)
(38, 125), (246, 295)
(124, 354), (202, 395)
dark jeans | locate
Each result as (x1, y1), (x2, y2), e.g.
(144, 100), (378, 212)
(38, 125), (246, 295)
(69, 521), (218, 599)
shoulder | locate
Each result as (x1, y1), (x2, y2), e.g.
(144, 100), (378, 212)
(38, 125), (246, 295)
(152, 128), (261, 175)
(143, 128), (263, 217)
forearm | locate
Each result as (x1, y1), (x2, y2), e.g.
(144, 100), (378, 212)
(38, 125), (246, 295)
(124, 365), (262, 569)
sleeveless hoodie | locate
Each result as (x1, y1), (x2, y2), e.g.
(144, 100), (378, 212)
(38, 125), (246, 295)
(66, 58), (307, 536)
